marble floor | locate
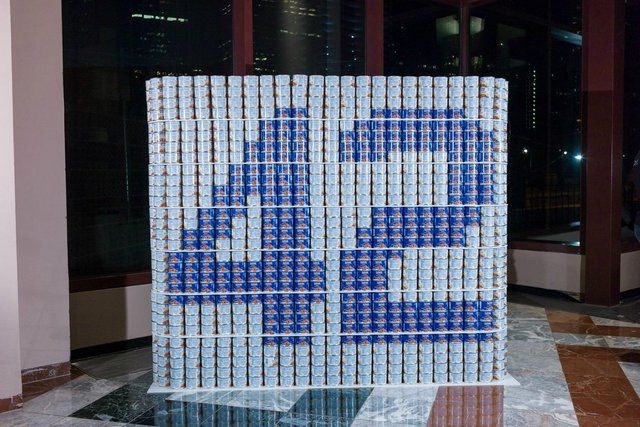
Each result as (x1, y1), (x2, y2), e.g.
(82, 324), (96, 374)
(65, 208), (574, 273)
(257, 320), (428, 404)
(1, 291), (639, 426)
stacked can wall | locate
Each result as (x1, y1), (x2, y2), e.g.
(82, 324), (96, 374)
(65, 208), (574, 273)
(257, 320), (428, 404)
(146, 75), (508, 389)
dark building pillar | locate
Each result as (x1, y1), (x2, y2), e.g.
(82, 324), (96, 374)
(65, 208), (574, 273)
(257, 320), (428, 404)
(365, 0), (384, 75)
(582, 0), (625, 305)
(459, 5), (469, 76)
(233, 0), (253, 75)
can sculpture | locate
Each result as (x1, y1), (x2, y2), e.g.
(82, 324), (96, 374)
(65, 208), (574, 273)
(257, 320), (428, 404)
(146, 75), (508, 390)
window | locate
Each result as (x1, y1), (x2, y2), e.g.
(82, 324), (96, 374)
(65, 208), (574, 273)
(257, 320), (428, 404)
(470, 2), (582, 244)
(384, 1), (459, 76)
(253, 0), (365, 75)
(623, 0), (640, 243)
(63, 0), (590, 282)
(63, 0), (232, 278)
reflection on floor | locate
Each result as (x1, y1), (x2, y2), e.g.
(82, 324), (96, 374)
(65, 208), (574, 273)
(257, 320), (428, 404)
(0, 290), (638, 426)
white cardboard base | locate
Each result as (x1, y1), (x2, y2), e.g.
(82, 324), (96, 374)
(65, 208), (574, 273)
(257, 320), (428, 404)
(147, 373), (519, 394)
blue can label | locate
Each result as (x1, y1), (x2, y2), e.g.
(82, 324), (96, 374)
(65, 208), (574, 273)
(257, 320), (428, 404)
(464, 174), (479, 187)
(418, 215), (435, 229)
(387, 302), (402, 314)
(294, 255), (310, 269)
(342, 322), (357, 335)
(356, 270), (372, 283)
(371, 262), (387, 275)
(479, 320), (494, 331)
(372, 250), (387, 262)
(464, 119), (479, 130)
(341, 293), (357, 304)
(279, 277), (294, 292)
(340, 259), (357, 271)
(372, 207), (387, 218)
(464, 318), (479, 331)
(478, 310), (493, 323)
(387, 207), (403, 219)
(372, 302), (387, 313)
(434, 216), (449, 228)
(434, 320), (449, 332)
(434, 207), (448, 218)
(418, 301), (433, 312)
(464, 152), (480, 163)
(295, 271), (309, 284)
(262, 294), (277, 311)
(373, 231), (389, 247)
(403, 218), (419, 232)
(479, 333), (493, 343)
(262, 270), (277, 287)
(342, 251), (356, 262)
(183, 272), (198, 287)
(183, 229), (198, 242)
(464, 185), (479, 197)
(278, 258), (294, 272)
(389, 236), (404, 248)
(463, 333), (478, 343)
(168, 252), (184, 264)
(479, 194), (493, 204)
(418, 320), (434, 332)
(403, 312), (418, 327)
(448, 301), (464, 313)
(217, 294), (231, 305)
(167, 273), (183, 292)
(357, 300), (372, 313)
(450, 226), (465, 239)
(387, 315), (402, 331)
(169, 295), (183, 307)
(215, 279), (230, 293)
(433, 302), (448, 313)
(463, 300), (479, 311)
(371, 275), (387, 288)
(418, 311), (434, 323)
(263, 259), (278, 272)
(449, 313), (464, 326)
(479, 300), (494, 311)
(357, 312), (372, 325)
(434, 236), (450, 247)
(199, 271), (214, 284)
(340, 279), (356, 291)
(419, 334), (434, 344)
(449, 334), (464, 347)
(434, 226), (449, 239)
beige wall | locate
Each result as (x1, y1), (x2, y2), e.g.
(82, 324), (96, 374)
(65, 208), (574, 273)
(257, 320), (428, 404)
(0, 0), (23, 400)
(10, 0), (69, 370)
(508, 249), (583, 295)
(508, 248), (640, 295)
(70, 284), (151, 350)
(621, 250), (640, 292)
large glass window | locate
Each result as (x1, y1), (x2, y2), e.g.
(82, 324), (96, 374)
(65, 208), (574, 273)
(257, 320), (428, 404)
(470, 1), (582, 244)
(623, 0), (640, 243)
(384, 1), (459, 76)
(63, 0), (232, 279)
(62, 0), (589, 282)
(253, 0), (365, 75)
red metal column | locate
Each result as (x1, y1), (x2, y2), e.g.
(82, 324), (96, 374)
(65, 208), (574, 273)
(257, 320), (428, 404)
(233, 0), (253, 75)
(365, 0), (384, 75)
(582, 0), (625, 305)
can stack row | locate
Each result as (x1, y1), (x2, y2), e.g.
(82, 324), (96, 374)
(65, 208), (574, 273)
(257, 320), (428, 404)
(146, 74), (508, 390)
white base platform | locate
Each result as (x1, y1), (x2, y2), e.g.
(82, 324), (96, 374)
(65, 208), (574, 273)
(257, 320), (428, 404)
(147, 373), (519, 394)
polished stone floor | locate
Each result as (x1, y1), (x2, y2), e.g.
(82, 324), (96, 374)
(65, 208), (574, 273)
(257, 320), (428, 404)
(1, 290), (639, 426)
